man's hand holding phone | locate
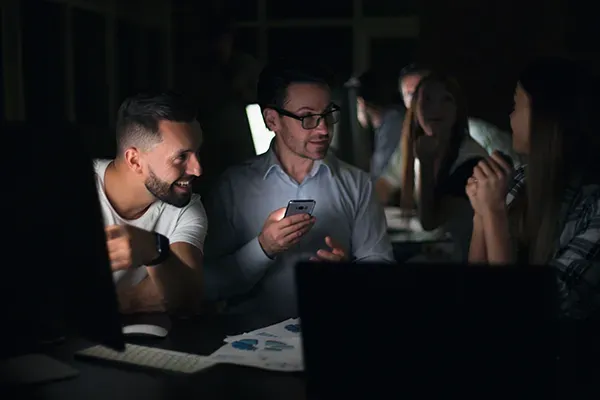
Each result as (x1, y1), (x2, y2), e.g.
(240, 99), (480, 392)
(258, 207), (316, 258)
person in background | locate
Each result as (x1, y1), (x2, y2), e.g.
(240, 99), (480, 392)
(356, 69), (405, 179)
(399, 63), (520, 163)
(399, 63), (429, 109)
(95, 92), (207, 315)
(378, 73), (488, 260)
(204, 60), (394, 322)
(467, 57), (600, 319)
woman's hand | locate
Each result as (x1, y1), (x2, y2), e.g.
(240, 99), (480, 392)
(471, 151), (513, 215)
(466, 176), (483, 215)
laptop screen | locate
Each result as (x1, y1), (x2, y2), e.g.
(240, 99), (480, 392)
(296, 262), (560, 398)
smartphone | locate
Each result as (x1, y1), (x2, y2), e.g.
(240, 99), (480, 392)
(284, 200), (316, 218)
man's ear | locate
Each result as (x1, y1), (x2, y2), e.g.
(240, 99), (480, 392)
(263, 108), (280, 132)
(123, 148), (144, 174)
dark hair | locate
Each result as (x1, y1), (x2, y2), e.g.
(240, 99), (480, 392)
(257, 60), (332, 111)
(356, 69), (399, 108)
(399, 72), (469, 209)
(399, 63), (430, 82)
(115, 91), (197, 156)
(509, 56), (597, 264)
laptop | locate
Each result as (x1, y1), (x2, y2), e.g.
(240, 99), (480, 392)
(296, 262), (561, 399)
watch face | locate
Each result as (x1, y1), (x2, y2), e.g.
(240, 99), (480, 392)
(160, 235), (168, 253)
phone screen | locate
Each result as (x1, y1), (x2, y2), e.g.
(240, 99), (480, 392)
(284, 200), (316, 218)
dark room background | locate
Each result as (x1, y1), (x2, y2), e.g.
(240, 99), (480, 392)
(1, 0), (598, 156)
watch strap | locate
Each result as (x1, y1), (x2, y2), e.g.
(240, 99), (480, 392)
(146, 233), (170, 266)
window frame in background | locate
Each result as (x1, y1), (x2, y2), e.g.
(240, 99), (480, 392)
(2, 0), (419, 125)
(1, 0), (172, 124)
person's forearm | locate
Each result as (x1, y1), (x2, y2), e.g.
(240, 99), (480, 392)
(468, 214), (488, 263)
(146, 256), (203, 314)
(481, 208), (514, 264)
(417, 160), (439, 231)
(204, 236), (274, 301)
(130, 233), (204, 313)
(117, 276), (165, 314)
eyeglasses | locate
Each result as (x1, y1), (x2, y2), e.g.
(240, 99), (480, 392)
(271, 104), (341, 130)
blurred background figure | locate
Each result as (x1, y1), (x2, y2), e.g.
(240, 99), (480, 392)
(356, 69), (405, 179)
(398, 63), (521, 165)
(378, 73), (488, 261)
(398, 63), (430, 109)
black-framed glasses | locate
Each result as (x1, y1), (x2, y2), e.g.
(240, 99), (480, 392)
(271, 104), (341, 130)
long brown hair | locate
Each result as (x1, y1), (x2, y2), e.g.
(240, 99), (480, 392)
(399, 73), (469, 209)
(511, 57), (597, 264)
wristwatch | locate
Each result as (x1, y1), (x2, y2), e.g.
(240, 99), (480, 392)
(146, 233), (170, 266)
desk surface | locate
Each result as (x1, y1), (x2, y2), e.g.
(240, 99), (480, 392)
(389, 230), (451, 244)
(7, 314), (600, 400)
(385, 207), (452, 244)
(14, 314), (306, 400)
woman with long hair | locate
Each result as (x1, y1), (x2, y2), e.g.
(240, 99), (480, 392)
(467, 57), (600, 319)
(377, 73), (488, 234)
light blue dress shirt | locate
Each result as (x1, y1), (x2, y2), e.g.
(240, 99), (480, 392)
(204, 143), (394, 320)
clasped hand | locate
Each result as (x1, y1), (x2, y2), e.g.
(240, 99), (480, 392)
(466, 151), (513, 215)
(105, 224), (156, 271)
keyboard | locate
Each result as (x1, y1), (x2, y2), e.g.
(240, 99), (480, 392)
(76, 344), (216, 374)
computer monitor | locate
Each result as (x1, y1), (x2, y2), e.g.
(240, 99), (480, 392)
(245, 104), (275, 155)
(1, 122), (124, 360)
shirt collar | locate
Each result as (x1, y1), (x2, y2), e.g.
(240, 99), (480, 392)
(262, 139), (334, 180)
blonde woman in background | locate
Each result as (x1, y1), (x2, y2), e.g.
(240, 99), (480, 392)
(377, 72), (487, 260)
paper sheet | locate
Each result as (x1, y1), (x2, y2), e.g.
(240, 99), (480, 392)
(209, 318), (304, 372)
(209, 336), (303, 372)
(384, 207), (424, 232)
(225, 318), (301, 342)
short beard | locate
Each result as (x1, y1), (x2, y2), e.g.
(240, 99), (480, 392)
(144, 168), (191, 208)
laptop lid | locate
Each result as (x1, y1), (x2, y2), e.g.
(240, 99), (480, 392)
(296, 262), (560, 399)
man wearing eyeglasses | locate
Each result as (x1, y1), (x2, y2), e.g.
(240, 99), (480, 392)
(203, 60), (394, 321)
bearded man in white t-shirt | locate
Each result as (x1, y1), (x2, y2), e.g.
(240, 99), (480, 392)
(95, 91), (207, 314)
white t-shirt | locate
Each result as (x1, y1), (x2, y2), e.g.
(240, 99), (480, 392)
(94, 159), (208, 286)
